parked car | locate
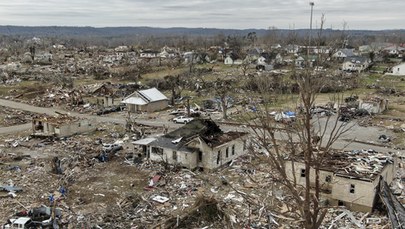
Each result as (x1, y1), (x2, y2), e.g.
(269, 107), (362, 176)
(173, 116), (194, 124)
(102, 143), (123, 153)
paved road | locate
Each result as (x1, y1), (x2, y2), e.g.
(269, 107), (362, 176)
(0, 123), (31, 135)
(0, 98), (176, 132)
(0, 98), (403, 155)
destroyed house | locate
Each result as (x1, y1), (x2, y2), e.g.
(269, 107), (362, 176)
(122, 87), (168, 113)
(89, 83), (123, 107)
(358, 97), (388, 114)
(135, 119), (247, 170)
(32, 114), (95, 137)
(285, 150), (397, 212)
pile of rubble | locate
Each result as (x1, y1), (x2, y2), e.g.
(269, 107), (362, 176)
(0, 106), (34, 127)
(1, 121), (404, 228)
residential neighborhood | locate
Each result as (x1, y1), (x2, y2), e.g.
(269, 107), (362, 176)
(0, 3), (405, 229)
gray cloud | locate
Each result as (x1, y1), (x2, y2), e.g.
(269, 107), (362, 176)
(0, 0), (403, 29)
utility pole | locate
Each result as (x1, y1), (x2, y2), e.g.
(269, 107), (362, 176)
(307, 2), (315, 68)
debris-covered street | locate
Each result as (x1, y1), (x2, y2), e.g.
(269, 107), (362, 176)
(1, 24), (405, 229)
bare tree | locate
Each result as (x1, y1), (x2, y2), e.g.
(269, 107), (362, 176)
(201, 76), (235, 120)
(164, 74), (184, 106)
(240, 15), (353, 229)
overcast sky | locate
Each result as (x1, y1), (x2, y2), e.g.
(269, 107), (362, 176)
(0, 0), (403, 30)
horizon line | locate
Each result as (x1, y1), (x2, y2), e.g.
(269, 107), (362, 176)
(0, 25), (404, 32)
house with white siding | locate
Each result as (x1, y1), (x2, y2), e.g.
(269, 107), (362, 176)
(386, 62), (405, 76)
(134, 119), (247, 171)
(342, 56), (371, 72)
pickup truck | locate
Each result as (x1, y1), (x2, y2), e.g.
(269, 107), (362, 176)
(173, 116), (194, 124)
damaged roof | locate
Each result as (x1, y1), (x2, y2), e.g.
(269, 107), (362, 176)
(291, 149), (395, 181)
(149, 119), (247, 151)
(32, 114), (82, 126)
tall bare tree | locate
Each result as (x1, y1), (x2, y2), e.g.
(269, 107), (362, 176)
(201, 76), (235, 120)
(241, 15), (353, 228)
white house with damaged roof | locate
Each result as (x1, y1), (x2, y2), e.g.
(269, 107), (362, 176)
(133, 119), (248, 171)
(342, 56), (371, 72)
(285, 150), (398, 212)
(122, 87), (168, 113)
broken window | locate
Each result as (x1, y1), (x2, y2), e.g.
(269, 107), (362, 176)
(226, 147), (229, 158)
(152, 147), (163, 156)
(350, 184), (355, 194)
(198, 151), (202, 162)
(172, 151), (177, 161)
(217, 150), (221, 164)
(325, 175), (332, 183)
(300, 169), (306, 177)
(35, 121), (44, 131)
(232, 145), (235, 155)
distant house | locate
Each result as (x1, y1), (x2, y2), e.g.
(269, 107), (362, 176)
(332, 49), (356, 60)
(32, 114), (95, 137)
(102, 54), (123, 64)
(383, 45), (405, 56)
(159, 50), (177, 59)
(133, 119), (248, 171)
(90, 83), (123, 108)
(342, 56), (371, 72)
(256, 56), (274, 71)
(140, 50), (159, 58)
(295, 55), (317, 68)
(183, 52), (196, 64)
(285, 150), (398, 212)
(386, 62), (405, 76)
(295, 56), (305, 68)
(312, 46), (331, 55)
(224, 53), (243, 65)
(285, 44), (300, 54)
(246, 47), (263, 60)
(114, 46), (129, 52)
(359, 97), (388, 114)
(224, 56), (234, 65)
(122, 87), (168, 113)
(257, 52), (282, 65)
